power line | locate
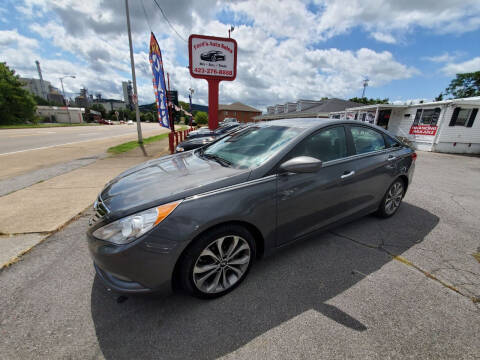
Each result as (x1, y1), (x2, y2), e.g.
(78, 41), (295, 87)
(140, 0), (153, 33)
(151, 0), (187, 42)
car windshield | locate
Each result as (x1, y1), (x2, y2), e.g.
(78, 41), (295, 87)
(198, 125), (301, 169)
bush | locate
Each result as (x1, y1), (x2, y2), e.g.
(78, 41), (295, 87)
(195, 111), (208, 125)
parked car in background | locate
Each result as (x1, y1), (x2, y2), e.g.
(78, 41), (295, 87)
(97, 119), (114, 125)
(219, 118), (238, 126)
(187, 123), (240, 139)
(87, 119), (415, 299)
(176, 124), (249, 153)
(127, 120), (134, 125)
(176, 136), (216, 153)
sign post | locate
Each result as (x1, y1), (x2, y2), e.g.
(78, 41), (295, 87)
(188, 34), (237, 130)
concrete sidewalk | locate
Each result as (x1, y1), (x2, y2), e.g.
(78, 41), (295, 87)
(0, 138), (170, 268)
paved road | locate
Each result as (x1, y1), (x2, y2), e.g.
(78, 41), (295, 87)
(0, 123), (163, 155)
(0, 152), (479, 359)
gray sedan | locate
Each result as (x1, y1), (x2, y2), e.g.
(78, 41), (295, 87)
(87, 119), (416, 298)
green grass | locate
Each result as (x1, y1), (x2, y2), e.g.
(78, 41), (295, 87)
(107, 133), (170, 154)
(107, 125), (189, 155)
(0, 123), (99, 129)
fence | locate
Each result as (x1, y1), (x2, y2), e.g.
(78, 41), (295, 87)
(168, 127), (195, 154)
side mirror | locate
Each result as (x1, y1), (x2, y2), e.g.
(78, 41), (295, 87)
(279, 156), (322, 173)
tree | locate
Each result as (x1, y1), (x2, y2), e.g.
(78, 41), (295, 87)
(179, 101), (190, 112)
(444, 71), (480, 99)
(140, 112), (155, 122)
(195, 111), (208, 125)
(349, 97), (389, 105)
(0, 63), (36, 124)
(90, 103), (106, 118)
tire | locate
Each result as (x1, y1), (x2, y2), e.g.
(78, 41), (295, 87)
(177, 225), (255, 299)
(211, 55), (216, 62)
(376, 179), (405, 218)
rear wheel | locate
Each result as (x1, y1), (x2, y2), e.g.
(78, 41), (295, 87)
(178, 225), (255, 299)
(376, 179), (405, 218)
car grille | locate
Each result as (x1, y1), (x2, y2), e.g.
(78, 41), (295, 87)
(89, 196), (109, 226)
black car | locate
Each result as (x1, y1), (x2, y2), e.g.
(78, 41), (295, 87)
(177, 124), (248, 153)
(187, 123), (240, 140)
(87, 119), (415, 299)
(200, 50), (226, 62)
(176, 136), (216, 152)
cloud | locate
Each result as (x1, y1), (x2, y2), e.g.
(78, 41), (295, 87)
(314, 0), (480, 43)
(441, 57), (480, 76)
(0, 29), (39, 48)
(370, 32), (396, 44)
(5, 0), (433, 110)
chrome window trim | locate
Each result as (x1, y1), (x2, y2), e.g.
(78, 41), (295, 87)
(183, 175), (277, 202)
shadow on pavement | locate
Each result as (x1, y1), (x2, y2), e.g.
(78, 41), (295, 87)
(91, 202), (439, 360)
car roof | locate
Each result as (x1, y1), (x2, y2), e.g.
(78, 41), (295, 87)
(251, 118), (388, 132)
(252, 118), (344, 129)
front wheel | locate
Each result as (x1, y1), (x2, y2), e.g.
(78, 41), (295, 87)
(376, 179), (405, 218)
(178, 225), (255, 299)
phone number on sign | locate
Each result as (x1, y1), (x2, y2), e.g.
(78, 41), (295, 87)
(194, 68), (232, 76)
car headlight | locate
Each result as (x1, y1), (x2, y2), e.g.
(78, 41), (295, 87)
(92, 201), (181, 245)
(176, 146), (184, 152)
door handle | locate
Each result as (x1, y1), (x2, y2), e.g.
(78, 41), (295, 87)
(341, 170), (355, 179)
(387, 155), (397, 161)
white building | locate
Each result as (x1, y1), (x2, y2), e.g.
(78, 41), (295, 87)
(36, 106), (85, 123)
(329, 97), (480, 154)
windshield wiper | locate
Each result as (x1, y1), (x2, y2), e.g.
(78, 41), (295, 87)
(202, 153), (232, 167)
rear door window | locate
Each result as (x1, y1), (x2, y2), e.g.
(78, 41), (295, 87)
(350, 126), (386, 154)
(288, 126), (348, 162)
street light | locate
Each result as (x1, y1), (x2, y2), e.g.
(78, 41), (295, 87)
(59, 75), (76, 124)
(188, 88), (194, 126)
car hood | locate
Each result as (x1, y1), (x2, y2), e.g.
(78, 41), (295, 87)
(100, 151), (250, 218)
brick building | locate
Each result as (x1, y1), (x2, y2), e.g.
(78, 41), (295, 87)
(218, 102), (261, 123)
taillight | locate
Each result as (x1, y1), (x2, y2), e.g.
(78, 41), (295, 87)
(411, 152), (417, 161)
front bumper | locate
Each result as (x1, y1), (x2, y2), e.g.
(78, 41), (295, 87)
(87, 229), (179, 294)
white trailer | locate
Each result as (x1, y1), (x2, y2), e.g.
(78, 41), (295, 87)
(329, 97), (480, 154)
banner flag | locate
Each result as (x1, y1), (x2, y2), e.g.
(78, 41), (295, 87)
(149, 32), (170, 128)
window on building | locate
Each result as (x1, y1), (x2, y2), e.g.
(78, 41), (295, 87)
(413, 108), (441, 125)
(350, 126), (386, 154)
(449, 107), (478, 127)
(225, 111), (228, 115)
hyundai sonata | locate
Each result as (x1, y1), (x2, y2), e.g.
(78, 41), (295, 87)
(87, 119), (415, 298)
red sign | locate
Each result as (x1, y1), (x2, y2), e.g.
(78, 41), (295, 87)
(409, 125), (438, 136)
(189, 34), (238, 130)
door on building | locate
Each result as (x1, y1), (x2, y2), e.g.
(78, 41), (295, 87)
(377, 109), (391, 129)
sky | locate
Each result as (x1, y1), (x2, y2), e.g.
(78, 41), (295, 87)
(1, 0), (480, 111)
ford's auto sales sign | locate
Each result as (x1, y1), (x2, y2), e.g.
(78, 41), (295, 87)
(189, 34), (237, 81)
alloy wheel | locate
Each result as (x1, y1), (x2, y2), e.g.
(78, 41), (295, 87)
(193, 235), (251, 294)
(385, 181), (404, 215)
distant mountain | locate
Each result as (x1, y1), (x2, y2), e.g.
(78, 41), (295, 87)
(139, 102), (208, 113)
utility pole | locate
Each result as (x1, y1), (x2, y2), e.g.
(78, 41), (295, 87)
(125, 0), (146, 156)
(361, 78), (369, 98)
(59, 75), (75, 124)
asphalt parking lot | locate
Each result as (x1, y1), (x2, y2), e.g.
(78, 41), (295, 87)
(1, 151), (479, 359)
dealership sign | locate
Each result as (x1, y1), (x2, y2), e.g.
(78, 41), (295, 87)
(189, 35), (237, 80)
(189, 34), (237, 129)
(409, 125), (438, 136)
